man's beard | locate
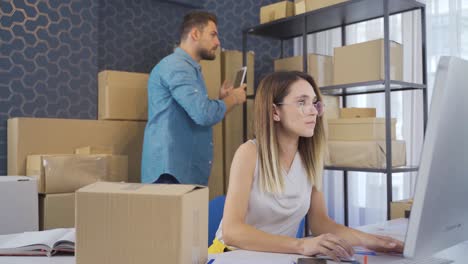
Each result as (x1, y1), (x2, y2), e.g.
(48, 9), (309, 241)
(199, 47), (216, 60)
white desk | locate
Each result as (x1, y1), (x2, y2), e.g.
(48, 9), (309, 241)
(0, 219), (466, 264)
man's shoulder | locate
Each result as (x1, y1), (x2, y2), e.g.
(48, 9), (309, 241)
(159, 52), (192, 69)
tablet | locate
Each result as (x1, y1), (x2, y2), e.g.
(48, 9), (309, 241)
(233, 66), (247, 88)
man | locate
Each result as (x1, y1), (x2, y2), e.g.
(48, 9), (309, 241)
(141, 11), (246, 185)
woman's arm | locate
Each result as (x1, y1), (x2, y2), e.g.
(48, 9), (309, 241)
(307, 187), (404, 253)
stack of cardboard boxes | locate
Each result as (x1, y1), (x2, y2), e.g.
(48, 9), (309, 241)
(7, 70), (149, 230)
(326, 108), (407, 169)
(200, 49), (255, 195)
(27, 153), (128, 230)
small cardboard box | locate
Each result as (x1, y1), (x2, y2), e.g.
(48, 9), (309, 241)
(327, 118), (396, 141)
(334, 39), (403, 85)
(76, 182), (208, 264)
(26, 154), (128, 194)
(274, 54), (333, 87)
(339, 108), (377, 118)
(326, 140), (406, 168)
(260, 1), (295, 24)
(295, 0), (348, 14)
(98, 70), (149, 121)
(0, 176), (38, 235)
(391, 199), (413, 219)
(39, 193), (75, 230)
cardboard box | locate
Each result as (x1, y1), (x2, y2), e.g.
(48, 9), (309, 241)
(327, 118), (396, 141)
(326, 140), (407, 168)
(0, 176), (38, 235)
(274, 54), (333, 87)
(7, 118), (145, 183)
(391, 199), (413, 219)
(334, 39), (403, 85)
(201, 50), (255, 193)
(75, 146), (114, 155)
(260, 1), (295, 24)
(201, 49), (224, 199)
(76, 182), (208, 264)
(98, 70), (149, 121)
(27, 154), (128, 194)
(221, 50), (254, 191)
(295, 0), (348, 14)
(340, 108), (377, 118)
(39, 193), (75, 230)
(322, 95), (340, 119)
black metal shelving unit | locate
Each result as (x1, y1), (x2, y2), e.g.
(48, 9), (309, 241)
(242, 0), (428, 226)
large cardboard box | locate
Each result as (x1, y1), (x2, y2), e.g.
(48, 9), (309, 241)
(326, 140), (406, 168)
(39, 193), (75, 230)
(274, 54), (333, 87)
(327, 118), (396, 141)
(391, 199), (413, 219)
(98, 70), (149, 121)
(295, 0), (348, 14)
(260, 1), (295, 24)
(221, 50), (254, 191)
(339, 108), (376, 118)
(76, 182), (208, 264)
(7, 118), (145, 183)
(200, 49), (224, 199)
(334, 39), (403, 85)
(27, 154), (128, 194)
(0, 176), (38, 235)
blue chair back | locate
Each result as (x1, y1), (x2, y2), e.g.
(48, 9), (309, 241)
(208, 195), (226, 246)
(296, 217), (306, 238)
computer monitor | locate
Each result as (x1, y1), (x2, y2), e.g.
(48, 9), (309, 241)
(403, 56), (468, 258)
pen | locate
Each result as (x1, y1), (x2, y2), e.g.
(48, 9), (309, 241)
(364, 255), (368, 264)
(207, 259), (215, 264)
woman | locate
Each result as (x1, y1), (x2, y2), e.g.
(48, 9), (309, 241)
(209, 71), (404, 261)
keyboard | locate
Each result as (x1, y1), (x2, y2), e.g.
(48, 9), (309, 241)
(391, 257), (454, 264)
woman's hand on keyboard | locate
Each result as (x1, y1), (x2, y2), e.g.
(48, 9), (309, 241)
(360, 233), (404, 253)
(298, 233), (354, 262)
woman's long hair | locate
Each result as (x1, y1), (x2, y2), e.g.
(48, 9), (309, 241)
(254, 71), (326, 193)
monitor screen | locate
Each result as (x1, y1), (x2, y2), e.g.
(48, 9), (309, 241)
(404, 56), (468, 258)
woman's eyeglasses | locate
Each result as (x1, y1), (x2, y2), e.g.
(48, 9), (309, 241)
(276, 100), (325, 116)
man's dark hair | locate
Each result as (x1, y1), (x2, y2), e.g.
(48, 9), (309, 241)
(180, 11), (217, 41)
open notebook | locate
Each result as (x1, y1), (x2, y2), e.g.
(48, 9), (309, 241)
(0, 228), (75, 256)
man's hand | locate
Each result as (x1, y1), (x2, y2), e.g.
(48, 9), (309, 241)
(219, 80), (233, 100)
(230, 84), (247, 105)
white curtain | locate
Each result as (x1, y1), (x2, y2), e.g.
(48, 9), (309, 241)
(295, 0), (468, 227)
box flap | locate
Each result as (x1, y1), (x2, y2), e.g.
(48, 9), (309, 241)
(77, 182), (206, 196)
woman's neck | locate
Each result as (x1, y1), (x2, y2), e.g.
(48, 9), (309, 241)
(276, 127), (299, 160)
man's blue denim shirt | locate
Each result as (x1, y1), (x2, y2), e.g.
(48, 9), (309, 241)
(141, 48), (226, 185)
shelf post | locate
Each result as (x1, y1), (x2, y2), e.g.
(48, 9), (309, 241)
(383, 0), (393, 220)
(421, 6), (429, 134)
(341, 24), (349, 227)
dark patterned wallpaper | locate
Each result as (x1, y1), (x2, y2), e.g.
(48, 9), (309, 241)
(0, 0), (98, 175)
(0, 0), (289, 175)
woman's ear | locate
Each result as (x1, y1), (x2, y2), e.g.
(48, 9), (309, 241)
(272, 105), (280, 122)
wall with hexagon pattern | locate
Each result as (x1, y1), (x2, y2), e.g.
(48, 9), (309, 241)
(0, 0), (289, 175)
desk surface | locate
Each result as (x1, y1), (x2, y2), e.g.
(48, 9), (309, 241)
(0, 219), (466, 264)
